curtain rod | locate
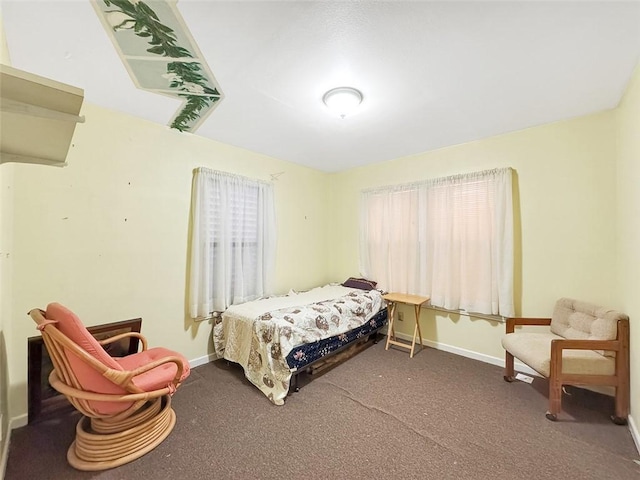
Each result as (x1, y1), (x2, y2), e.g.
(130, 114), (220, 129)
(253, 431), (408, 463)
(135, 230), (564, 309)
(362, 166), (512, 194)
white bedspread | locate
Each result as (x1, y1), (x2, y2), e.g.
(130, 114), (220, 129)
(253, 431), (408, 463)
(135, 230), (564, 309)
(213, 284), (384, 404)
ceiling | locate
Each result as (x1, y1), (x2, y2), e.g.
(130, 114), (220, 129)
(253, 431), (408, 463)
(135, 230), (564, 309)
(2, 1), (640, 173)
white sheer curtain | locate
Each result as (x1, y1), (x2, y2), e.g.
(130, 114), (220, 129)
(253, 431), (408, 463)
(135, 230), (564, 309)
(360, 167), (514, 317)
(189, 168), (276, 319)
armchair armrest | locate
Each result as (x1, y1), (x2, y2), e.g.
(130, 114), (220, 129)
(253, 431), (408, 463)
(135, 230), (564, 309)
(549, 338), (622, 387)
(119, 355), (186, 389)
(505, 317), (551, 333)
(98, 332), (148, 352)
(550, 338), (620, 353)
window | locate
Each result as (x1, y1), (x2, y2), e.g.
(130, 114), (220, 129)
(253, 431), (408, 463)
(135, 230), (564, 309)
(360, 167), (514, 317)
(189, 168), (276, 319)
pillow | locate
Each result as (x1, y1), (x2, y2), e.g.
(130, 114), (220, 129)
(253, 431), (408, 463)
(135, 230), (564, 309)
(342, 277), (377, 291)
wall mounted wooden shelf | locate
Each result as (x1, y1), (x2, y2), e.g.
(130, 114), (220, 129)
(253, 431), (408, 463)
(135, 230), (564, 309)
(0, 64), (84, 167)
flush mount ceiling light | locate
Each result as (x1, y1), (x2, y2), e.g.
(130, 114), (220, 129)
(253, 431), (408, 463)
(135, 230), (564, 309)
(322, 87), (363, 118)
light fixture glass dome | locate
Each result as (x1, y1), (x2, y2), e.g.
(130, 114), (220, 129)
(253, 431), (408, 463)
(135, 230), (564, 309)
(322, 87), (363, 118)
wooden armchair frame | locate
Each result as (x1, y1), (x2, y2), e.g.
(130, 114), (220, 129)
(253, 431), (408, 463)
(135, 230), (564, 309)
(29, 307), (187, 471)
(504, 316), (630, 424)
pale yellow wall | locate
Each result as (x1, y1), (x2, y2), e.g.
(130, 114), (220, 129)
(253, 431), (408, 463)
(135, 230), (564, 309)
(0, 8), (9, 65)
(1, 4), (635, 437)
(328, 111), (618, 362)
(6, 102), (329, 421)
(616, 62), (640, 438)
(0, 5), (12, 459)
(0, 160), (12, 458)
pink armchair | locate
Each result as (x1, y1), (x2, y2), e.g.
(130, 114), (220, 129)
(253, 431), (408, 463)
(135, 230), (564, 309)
(29, 303), (191, 471)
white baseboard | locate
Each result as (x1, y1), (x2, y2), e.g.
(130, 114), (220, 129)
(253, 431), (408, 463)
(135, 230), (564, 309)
(10, 415), (26, 431)
(391, 331), (540, 377)
(629, 414), (640, 455)
(0, 415), (26, 480)
(188, 336), (540, 376)
(189, 352), (217, 369)
(0, 437), (7, 480)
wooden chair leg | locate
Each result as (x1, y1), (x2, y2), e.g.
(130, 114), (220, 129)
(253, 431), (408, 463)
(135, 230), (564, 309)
(612, 373), (630, 425)
(612, 319), (630, 425)
(546, 341), (562, 421)
(612, 386), (629, 425)
(546, 377), (562, 421)
(504, 351), (515, 382)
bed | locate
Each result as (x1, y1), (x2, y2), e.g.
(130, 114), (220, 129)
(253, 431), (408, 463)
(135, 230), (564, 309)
(213, 281), (388, 404)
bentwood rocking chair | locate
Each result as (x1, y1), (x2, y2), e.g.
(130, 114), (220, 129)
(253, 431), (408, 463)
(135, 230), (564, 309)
(29, 303), (191, 471)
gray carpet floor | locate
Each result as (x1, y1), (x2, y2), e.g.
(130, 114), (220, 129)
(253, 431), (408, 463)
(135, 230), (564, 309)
(5, 342), (640, 479)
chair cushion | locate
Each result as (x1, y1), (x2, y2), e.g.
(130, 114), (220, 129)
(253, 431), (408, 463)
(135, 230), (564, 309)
(502, 332), (616, 377)
(116, 347), (191, 392)
(46, 303), (122, 370)
(45, 303), (129, 415)
(550, 298), (626, 357)
(44, 303), (191, 415)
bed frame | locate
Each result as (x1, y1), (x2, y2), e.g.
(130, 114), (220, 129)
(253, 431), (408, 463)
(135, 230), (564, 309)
(216, 286), (388, 403)
(288, 307), (388, 394)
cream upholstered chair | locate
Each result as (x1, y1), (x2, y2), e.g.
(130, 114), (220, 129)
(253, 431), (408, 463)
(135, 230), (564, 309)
(29, 303), (191, 471)
(501, 298), (629, 424)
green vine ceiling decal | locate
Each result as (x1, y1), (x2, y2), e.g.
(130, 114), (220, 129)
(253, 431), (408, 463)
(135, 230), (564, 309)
(92, 0), (223, 132)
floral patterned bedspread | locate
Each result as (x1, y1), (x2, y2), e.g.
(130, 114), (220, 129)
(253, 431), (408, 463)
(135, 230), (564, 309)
(213, 284), (385, 405)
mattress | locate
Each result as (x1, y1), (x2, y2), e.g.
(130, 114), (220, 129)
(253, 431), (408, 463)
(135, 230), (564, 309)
(213, 284), (386, 404)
